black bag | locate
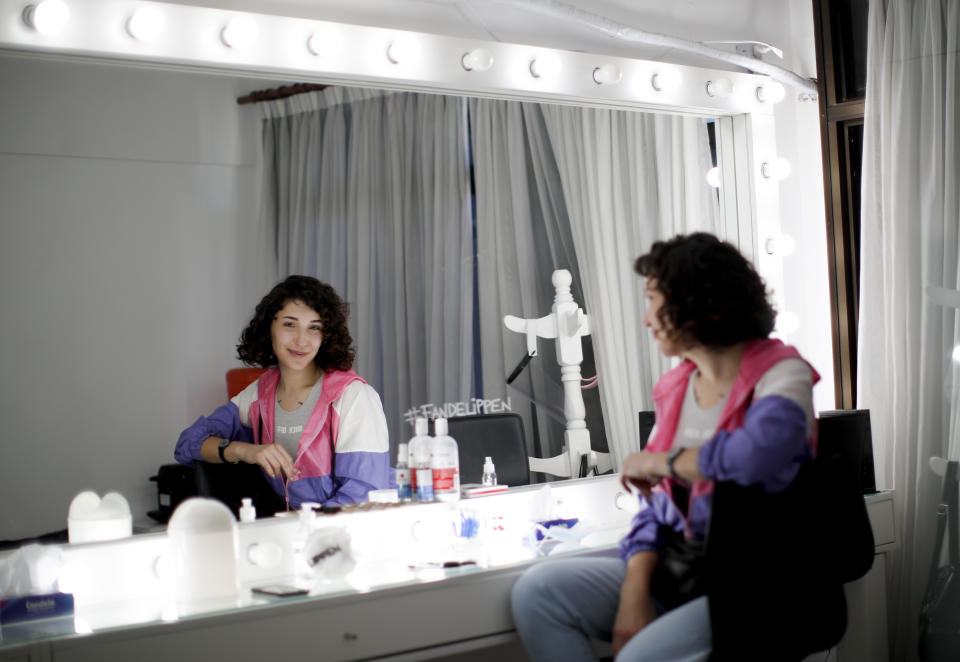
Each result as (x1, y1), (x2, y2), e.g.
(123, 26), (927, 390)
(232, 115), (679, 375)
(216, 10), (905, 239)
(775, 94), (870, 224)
(919, 460), (960, 661)
(650, 524), (706, 611)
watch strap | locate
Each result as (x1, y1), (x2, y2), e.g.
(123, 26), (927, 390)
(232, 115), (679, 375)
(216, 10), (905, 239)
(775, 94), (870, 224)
(218, 438), (236, 464)
(666, 446), (684, 480)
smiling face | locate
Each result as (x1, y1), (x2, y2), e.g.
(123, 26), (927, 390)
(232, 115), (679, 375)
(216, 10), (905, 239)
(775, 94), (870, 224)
(644, 280), (685, 358)
(270, 300), (323, 373)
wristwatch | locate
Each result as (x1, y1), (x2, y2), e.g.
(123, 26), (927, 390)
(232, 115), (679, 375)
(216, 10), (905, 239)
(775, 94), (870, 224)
(217, 438), (236, 464)
(666, 446), (684, 480)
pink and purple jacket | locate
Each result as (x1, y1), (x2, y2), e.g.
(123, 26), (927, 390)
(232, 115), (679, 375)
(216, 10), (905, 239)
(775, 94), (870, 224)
(175, 367), (392, 508)
(619, 338), (820, 561)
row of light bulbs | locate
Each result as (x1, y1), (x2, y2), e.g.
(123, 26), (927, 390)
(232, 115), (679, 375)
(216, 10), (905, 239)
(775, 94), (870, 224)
(21, 0), (787, 102)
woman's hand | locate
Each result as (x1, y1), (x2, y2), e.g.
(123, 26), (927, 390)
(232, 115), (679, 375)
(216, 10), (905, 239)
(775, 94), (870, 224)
(619, 451), (667, 496)
(231, 442), (295, 479)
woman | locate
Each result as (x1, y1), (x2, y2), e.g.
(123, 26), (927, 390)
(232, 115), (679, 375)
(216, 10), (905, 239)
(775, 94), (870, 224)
(175, 275), (391, 509)
(511, 233), (833, 661)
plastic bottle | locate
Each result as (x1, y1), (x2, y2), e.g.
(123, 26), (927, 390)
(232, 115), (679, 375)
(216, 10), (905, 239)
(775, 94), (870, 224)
(482, 456), (498, 486)
(431, 417), (460, 502)
(239, 497), (257, 522)
(396, 443), (412, 501)
(408, 417), (434, 502)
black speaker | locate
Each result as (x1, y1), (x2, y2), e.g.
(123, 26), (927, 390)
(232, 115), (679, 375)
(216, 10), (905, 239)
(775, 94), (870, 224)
(817, 409), (877, 495)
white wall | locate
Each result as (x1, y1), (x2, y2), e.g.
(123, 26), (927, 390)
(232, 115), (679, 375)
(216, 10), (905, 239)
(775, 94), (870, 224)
(0, 55), (272, 540)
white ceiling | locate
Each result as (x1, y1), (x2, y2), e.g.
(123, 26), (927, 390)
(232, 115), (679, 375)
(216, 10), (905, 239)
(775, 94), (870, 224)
(150, 0), (816, 75)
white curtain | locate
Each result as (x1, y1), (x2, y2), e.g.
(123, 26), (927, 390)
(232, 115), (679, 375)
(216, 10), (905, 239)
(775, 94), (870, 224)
(858, 1), (960, 659)
(469, 99), (594, 463)
(541, 107), (721, 465)
(259, 87), (474, 447)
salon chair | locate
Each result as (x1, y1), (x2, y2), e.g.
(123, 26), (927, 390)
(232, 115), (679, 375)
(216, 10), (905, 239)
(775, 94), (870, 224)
(446, 413), (531, 486)
(227, 367), (267, 399)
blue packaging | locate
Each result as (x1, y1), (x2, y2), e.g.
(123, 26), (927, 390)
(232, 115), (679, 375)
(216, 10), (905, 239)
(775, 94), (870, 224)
(0, 592), (75, 643)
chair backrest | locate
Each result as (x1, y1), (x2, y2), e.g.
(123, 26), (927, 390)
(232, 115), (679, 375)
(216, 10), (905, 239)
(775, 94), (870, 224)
(226, 367), (267, 399)
(194, 461), (285, 519)
(638, 410), (656, 449)
(817, 409), (877, 495)
(445, 413), (530, 486)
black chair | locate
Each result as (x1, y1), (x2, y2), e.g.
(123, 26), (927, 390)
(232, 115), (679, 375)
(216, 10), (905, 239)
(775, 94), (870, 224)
(445, 413), (531, 486)
(193, 461), (286, 519)
(638, 410), (656, 449)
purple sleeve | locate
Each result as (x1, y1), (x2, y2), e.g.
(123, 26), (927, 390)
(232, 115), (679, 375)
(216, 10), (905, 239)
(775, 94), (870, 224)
(324, 451), (394, 505)
(619, 491), (686, 561)
(697, 395), (810, 493)
(174, 402), (253, 465)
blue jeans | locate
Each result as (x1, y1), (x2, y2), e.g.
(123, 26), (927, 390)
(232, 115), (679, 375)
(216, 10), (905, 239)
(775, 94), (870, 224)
(510, 557), (712, 662)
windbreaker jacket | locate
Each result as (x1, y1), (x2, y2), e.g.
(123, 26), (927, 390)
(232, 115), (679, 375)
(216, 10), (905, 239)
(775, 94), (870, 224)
(619, 338), (820, 561)
(175, 367), (391, 508)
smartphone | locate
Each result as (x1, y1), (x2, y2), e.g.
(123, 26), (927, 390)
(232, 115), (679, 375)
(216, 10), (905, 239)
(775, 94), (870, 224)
(252, 584), (309, 597)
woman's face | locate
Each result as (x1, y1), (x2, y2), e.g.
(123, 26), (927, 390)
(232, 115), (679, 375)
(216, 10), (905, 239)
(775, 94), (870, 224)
(271, 299), (323, 372)
(644, 281), (683, 358)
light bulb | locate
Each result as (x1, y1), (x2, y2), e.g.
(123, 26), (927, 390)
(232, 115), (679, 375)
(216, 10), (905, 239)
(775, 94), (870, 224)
(529, 53), (561, 79)
(307, 28), (339, 57)
(761, 157), (792, 180)
(706, 77), (733, 98)
(221, 16), (258, 49)
(461, 48), (494, 72)
(387, 37), (419, 64)
(756, 80), (786, 103)
(592, 63), (622, 85)
(765, 233), (796, 256)
(22, 0), (69, 35)
(952, 344), (960, 363)
(706, 167), (721, 188)
(775, 311), (800, 336)
(126, 6), (165, 42)
(651, 69), (681, 92)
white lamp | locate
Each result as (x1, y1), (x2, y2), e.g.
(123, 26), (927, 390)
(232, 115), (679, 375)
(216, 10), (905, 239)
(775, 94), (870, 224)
(706, 77), (733, 98)
(761, 157), (792, 180)
(307, 27), (339, 57)
(126, 6), (165, 42)
(706, 166), (721, 188)
(651, 69), (681, 92)
(387, 37), (419, 64)
(592, 63), (622, 85)
(756, 80), (786, 103)
(461, 48), (494, 72)
(220, 16), (258, 49)
(22, 0), (69, 35)
(765, 233), (796, 256)
(529, 53), (561, 79)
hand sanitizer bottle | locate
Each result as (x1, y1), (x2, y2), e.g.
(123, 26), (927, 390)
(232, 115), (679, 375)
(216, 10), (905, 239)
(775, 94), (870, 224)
(396, 443), (412, 501)
(408, 417), (434, 502)
(482, 456), (498, 486)
(431, 417), (461, 502)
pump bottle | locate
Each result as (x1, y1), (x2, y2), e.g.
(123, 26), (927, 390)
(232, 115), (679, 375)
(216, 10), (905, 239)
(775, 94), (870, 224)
(408, 417), (434, 501)
(482, 456), (498, 486)
(431, 417), (461, 502)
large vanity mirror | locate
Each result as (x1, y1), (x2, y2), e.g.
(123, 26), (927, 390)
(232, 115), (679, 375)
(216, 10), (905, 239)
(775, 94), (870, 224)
(0, 0), (787, 541)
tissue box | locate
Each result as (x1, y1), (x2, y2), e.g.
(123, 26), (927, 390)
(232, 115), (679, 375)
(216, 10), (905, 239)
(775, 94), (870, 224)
(0, 592), (75, 643)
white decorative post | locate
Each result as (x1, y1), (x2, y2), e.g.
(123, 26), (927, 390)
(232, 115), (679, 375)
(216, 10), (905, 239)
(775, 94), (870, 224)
(504, 269), (613, 478)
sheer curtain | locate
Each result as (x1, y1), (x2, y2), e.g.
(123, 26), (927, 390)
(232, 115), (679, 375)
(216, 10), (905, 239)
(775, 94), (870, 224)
(469, 99), (595, 463)
(858, 1), (960, 659)
(259, 87), (474, 447)
(541, 106), (721, 464)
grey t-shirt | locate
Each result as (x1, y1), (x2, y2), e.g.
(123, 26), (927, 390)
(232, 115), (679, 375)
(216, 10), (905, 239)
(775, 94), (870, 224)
(274, 375), (324, 460)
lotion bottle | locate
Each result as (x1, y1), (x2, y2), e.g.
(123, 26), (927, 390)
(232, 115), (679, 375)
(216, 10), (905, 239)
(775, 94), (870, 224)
(431, 417), (460, 502)
(408, 417), (434, 501)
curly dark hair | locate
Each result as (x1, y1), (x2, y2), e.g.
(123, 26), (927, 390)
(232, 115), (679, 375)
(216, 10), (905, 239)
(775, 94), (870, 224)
(634, 232), (775, 349)
(236, 275), (355, 372)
